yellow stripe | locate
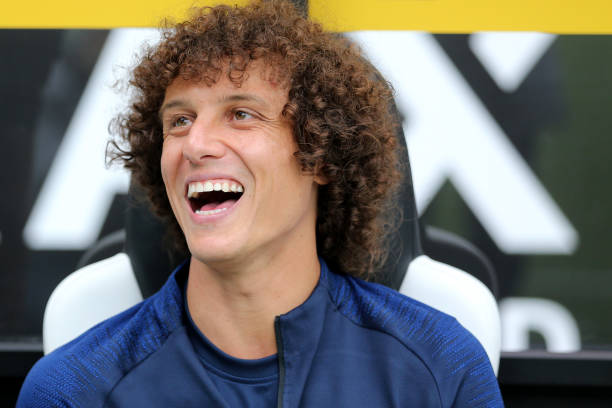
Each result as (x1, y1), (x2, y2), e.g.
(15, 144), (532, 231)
(1, 0), (611, 33)
(1, 0), (247, 29)
(310, 0), (612, 34)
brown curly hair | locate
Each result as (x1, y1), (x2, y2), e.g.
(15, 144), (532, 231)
(109, 0), (402, 280)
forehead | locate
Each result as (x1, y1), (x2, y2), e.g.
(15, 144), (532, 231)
(163, 61), (289, 108)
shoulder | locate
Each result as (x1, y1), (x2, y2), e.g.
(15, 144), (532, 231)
(321, 267), (503, 407)
(17, 280), (185, 408)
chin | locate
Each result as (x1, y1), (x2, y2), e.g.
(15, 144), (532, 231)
(186, 236), (243, 266)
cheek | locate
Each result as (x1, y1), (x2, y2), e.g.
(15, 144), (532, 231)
(160, 157), (170, 192)
(160, 141), (178, 182)
(160, 143), (182, 204)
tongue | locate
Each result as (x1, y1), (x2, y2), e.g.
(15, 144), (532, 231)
(198, 199), (237, 212)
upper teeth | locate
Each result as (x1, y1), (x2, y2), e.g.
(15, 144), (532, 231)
(187, 180), (244, 198)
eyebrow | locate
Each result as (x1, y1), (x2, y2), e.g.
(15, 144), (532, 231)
(158, 99), (190, 121)
(218, 93), (269, 107)
(159, 93), (271, 121)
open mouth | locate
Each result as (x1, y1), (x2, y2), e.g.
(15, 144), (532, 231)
(187, 180), (244, 216)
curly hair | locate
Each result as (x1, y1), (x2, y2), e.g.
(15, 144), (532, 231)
(109, 0), (402, 280)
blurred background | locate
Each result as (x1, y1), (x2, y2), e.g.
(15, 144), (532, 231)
(1, 0), (611, 406)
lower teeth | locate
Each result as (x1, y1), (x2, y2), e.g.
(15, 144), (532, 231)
(195, 207), (228, 216)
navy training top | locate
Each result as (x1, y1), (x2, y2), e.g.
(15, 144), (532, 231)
(18, 259), (504, 407)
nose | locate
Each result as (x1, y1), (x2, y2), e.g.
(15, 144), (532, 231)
(182, 117), (226, 164)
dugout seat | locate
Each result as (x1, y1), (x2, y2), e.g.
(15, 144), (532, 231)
(43, 112), (501, 375)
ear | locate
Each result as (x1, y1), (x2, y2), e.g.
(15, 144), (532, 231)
(314, 174), (329, 185)
(314, 164), (329, 185)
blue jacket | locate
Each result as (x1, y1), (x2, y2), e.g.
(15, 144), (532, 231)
(18, 260), (503, 407)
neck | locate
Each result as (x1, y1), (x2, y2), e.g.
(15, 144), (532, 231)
(186, 245), (321, 359)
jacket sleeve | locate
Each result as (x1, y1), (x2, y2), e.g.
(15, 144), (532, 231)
(450, 347), (504, 408)
(17, 355), (74, 408)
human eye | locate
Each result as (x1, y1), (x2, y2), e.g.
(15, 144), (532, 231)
(232, 110), (254, 121)
(172, 115), (192, 127)
(162, 114), (193, 139)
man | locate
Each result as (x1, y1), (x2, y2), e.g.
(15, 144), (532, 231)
(19, 1), (503, 406)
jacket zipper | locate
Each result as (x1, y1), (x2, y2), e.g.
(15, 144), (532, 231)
(274, 317), (285, 408)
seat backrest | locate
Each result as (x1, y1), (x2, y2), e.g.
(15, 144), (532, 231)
(43, 253), (500, 374)
(420, 224), (499, 299)
(43, 98), (500, 374)
(43, 253), (142, 354)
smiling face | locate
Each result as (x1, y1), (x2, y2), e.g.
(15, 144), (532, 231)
(160, 65), (320, 271)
